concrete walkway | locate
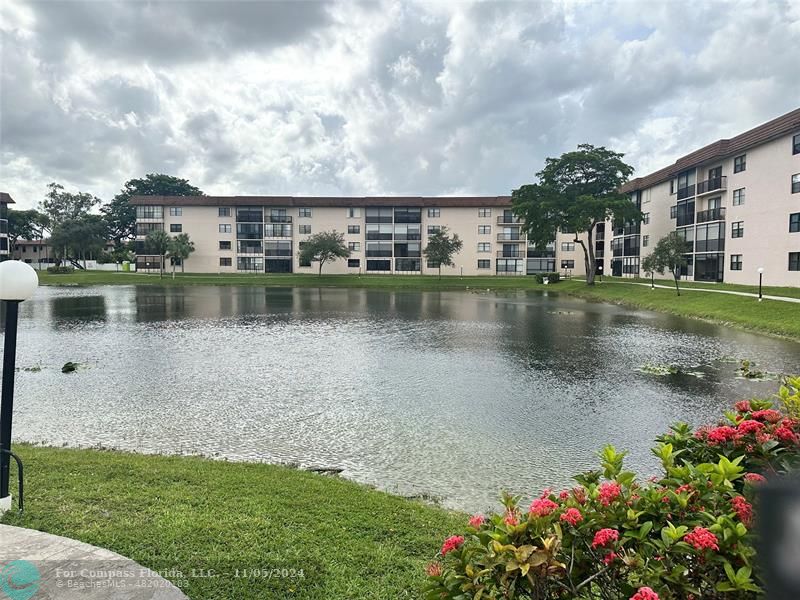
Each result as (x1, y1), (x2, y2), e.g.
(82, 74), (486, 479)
(588, 280), (800, 303)
(0, 524), (188, 599)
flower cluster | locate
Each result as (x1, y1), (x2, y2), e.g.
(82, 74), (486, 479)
(683, 526), (719, 552)
(731, 495), (753, 527)
(529, 497), (558, 517)
(598, 481), (621, 506)
(591, 528), (619, 549)
(468, 514), (485, 528)
(440, 535), (464, 556)
(559, 507), (582, 526)
(630, 587), (660, 600)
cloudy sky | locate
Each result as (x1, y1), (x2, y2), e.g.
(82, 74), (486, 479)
(2, 0), (799, 209)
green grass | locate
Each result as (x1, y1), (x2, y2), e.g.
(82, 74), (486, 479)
(554, 279), (800, 339)
(1, 445), (463, 599)
(615, 276), (800, 299)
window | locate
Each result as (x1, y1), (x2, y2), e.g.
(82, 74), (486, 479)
(395, 258), (420, 271)
(478, 208), (491, 217)
(348, 242), (360, 252)
(427, 225), (441, 235)
(219, 257), (232, 267)
(793, 133), (800, 155)
(731, 221), (744, 238)
(169, 207), (182, 216)
(733, 188), (745, 206)
(169, 224), (182, 233)
(793, 174), (800, 194)
(427, 208), (440, 217)
(347, 225), (360, 234)
(135, 222), (163, 236)
(298, 208), (312, 217)
(347, 208), (361, 218)
(477, 259), (491, 269)
(348, 259), (360, 268)
(730, 254), (742, 271)
(477, 243), (491, 252)
(790, 252), (800, 271)
(365, 207), (392, 223)
(790, 212), (800, 233)
(219, 224), (232, 233)
(299, 225), (311, 234)
(426, 260), (439, 268)
(219, 207), (231, 217)
(561, 242), (575, 252)
(642, 235), (649, 247)
(561, 260), (575, 269)
(135, 205), (163, 219)
(670, 205), (677, 219)
(219, 241), (231, 250)
(298, 242), (311, 267)
(366, 259), (391, 271)
(642, 212), (650, 224)
(734, 154), (746, 173)
(478, 225), (491, 234)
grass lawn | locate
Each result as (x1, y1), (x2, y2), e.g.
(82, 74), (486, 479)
(1, 445), (462, 599)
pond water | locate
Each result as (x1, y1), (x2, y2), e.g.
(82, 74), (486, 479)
(4, 285), (800, 511)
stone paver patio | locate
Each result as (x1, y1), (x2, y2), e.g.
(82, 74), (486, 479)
(0, 524), (187, 599)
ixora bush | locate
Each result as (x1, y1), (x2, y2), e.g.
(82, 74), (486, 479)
(425, 379), (800, 600)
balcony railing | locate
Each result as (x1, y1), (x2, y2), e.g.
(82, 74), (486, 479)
(496, 250), (523, 258)
(676, 185), (696, 200)
(266, 215), (292, 223)
(696, 207), (726, 223)
(497, 233), (526, 242)
(497, 216), (522, 224)
(696, 176), (726, 196)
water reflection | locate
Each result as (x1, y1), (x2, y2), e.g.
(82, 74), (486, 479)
(6, 284), (800, 511)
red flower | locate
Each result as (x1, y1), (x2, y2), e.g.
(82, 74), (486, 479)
(529, 498), (558, 517)
(602, 551), (617, 565)
(737, 419), (764, 434)
(539, 487), (553, 499)
(503, 510), (519, 527)
(630, 587), (660, 600)
(426, 561), (443, 577)
(744, 472), (767, 484)
(675, 484), (693, 495)
(775, 426), (798, 444)
(441, 535), (464, 556)
(706, 426), (738, 445)
(756, 431), (772, 445)
(598, 482), (622, 506)
(751, 409), (782, 423)
(559, 508), (583, 526)
(559, 489), (570, 501)
(468, 514), (485, 528)
(684, 526), (719, 552)
(734, 400), (752, 413)
(591, 528), (619, 548)
(572, 487), (587, 504)
(731, 495), (753, 527)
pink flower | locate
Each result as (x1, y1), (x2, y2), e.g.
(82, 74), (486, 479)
(559, 490), (570, 501)
(684, 526), (719, 552)
(744, 472), (767, 485)
(598, 482), (622, 506)
(503, 510), (519, 527)
(734, 400), (752, 413)
(731, 496), (753, 527)
(539, 487), (553, 499)
(706, 426), (738, 445)
(602, 551), (617, 565)
(572, 487), (587, 504)
(756, 431), (773, 445)
(441, 535), (464, 556)
(630, 587), (660, 600)
(751, 409), (782, 423)
(426, 562), (443, 577)
(529, 498), (558, 517)
(591, 528), (619, 548)
(737, 419), (764, 435)
(468, 514), (485, 528)
(559, 508), (583, 527)
(775, 426), (798, 444)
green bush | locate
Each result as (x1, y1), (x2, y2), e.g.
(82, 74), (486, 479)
(535, 272), (561, 284)
(425, 381), (800, 599)
(46, 266), (75, 274)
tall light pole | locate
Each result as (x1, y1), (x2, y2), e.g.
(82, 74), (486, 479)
(757, 267), (764, 302)
(0, 260), (39, 511)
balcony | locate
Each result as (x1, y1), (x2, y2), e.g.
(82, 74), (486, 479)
(676, 185), (696, 200)
(497, 215), (522, 224)
(0, 219), (7, 234)
(696, 176), (727, 196)
(496, 250), (523, 258)
(696, 207), (726, 223)
(266, 215), (292, 223)
(497, 233), (526, 242)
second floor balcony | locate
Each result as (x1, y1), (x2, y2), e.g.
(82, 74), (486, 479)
(497, 215), (522, 224)
(696, 207), (726, 223)
(696, 176), (727, 196)
(497, 233), (526, 242)
(496, 249), (523, 258)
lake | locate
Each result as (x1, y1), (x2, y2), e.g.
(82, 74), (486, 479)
(5, 285), (800, 511)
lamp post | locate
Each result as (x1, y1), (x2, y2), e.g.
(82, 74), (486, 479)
(757, 267), (764, 302)
(0, 260), (39, 511)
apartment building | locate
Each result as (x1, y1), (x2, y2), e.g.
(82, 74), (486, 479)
(130, 196), (584, 277)
(620, 108), (800, 286)
(0, 192), (12, 260)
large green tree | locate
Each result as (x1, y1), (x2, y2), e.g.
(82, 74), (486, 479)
(647, 232), (690, 296)
(49, 215), (107, 268)
(40, 182), (101, 229)
(511, 144), (640, 285)
(6, 208), (49, 251)
(298, 231), (350, 276)
(145, 229), (171, 278)
(168, 233), (195, 274)
(102, 174), (204, 247)
(422, 227), (463, 279)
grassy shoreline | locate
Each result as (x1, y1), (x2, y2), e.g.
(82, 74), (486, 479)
(1, 444), (462, 599)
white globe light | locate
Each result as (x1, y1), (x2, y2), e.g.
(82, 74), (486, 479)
(0, 260), (39, 301)
(757, 267), (765, 274)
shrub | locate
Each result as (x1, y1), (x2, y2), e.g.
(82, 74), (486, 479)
(425, 381), (800, 599)
(535, 272), (561, 284)
(46, 266), (75, 274)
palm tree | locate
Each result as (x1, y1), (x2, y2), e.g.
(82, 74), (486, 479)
(168, 233), (195, 274)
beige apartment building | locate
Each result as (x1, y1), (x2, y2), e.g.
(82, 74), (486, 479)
(130, 195), (586, 277)
(619, 108), (800, 286)
(0, 192), (12, 260)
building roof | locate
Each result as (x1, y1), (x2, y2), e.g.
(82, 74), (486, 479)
(0, 192), (15, 204)
(620, 107), (800, 193)
(129, 195), (513, 207)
